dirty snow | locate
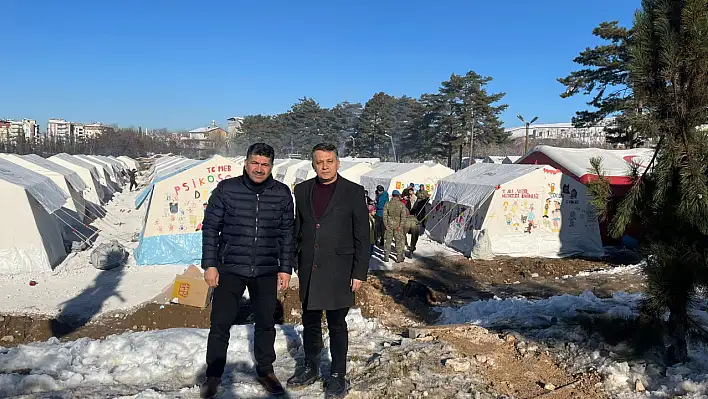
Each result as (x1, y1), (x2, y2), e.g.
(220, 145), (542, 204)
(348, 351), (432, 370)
(0, 309), (394, 398)
(437, 290), (708, 398)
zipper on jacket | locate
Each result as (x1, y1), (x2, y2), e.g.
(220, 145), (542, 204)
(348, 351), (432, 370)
(252, 193), (260, 277)
(221, 243), (229, 265)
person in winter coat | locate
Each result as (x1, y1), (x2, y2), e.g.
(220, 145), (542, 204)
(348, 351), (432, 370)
(289, 143), (370, 398)
(128, 169), (138, 192)
(374, 186), (389, 246)
(383, 190), (408, 263)
(199, 143), (294, 398)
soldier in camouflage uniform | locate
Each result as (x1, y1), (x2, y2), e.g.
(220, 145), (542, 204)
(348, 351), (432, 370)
(383, 190), (408, 263)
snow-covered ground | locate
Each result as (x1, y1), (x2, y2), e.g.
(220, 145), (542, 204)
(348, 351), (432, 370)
(0, 187), (187, 319)
(0, 309), (394, 398)
(368, 235), (458, 271)
(437, 291), (708, 398)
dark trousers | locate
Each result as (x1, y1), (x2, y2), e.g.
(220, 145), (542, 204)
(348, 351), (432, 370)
(302, 307), (350, 376)
(129, 181), (137, 191)
(409, 227), (420, 251)
(206, 273), (278, 378)
(374, 215), (385, 246)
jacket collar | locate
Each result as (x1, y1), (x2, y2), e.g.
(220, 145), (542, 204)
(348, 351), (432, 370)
(241, 173), (275, 192)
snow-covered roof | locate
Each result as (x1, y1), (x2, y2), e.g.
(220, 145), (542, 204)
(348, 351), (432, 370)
(0, 158), (69, 214)
(519, 145), (655, 183)
(361, 162), (424, 178)
(51, 153), (101, 181)
(503, 156), (521, 164)
(21, 154), (87, 192)
(436, 163), (544, 208)
(484, 156), (506, 164)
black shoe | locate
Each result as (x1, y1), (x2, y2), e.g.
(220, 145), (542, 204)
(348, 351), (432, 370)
(325, 373), (350, 398)
(287, 365), (319, 389)
(200, 377), (221, 399)
(256, 373), (285, 395)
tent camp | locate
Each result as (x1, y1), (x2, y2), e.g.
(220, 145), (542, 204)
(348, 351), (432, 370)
(0, 158), (69, 275)
(427, 163), (604, 259)
(48, 153), (105, 205)
(502, 156), (521, 164)
(72, 154), (119, 194)
(360, 163), (453, 197)
(273, 159), (301, 182)
(281, 160), (311, 190)
(117, 155), (140, 170)
(90, 155), (127, 185)
(518, 145), (655, 195)
(0, 154), (87, 224)
(134, 155), (243, 265)
(483, 156), (506, 164)
(338, 161), (373, 185)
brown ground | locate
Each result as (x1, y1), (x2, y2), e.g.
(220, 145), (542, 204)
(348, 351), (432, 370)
(0, 254), (642, 399)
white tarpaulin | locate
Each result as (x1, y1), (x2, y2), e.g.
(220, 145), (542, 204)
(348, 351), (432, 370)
(360, 162), (453, 197)
(0, 159), (68, 274)
(21, 154), (87, 192)
(48, 154), (105, 205)
(428, 163), (604, 260)
(51, 153), (102, 181)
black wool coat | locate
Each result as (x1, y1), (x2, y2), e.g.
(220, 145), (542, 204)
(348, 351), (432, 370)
(294, 175), (370, 310)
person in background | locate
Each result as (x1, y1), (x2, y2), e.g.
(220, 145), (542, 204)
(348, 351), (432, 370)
(364, 190), (375, 207)
(128, 169), (138, 192)
(416, 184), (429, 202)
(383, 190), (408, 263)
(374, 185), (388, 247)
(368, 204), (376, 254)
(290, 143), (370, 398)
(408, 183), (415, 193)
(199, 143), (294, 398)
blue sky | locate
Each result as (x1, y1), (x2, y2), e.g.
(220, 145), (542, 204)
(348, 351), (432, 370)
(2, 0), (639, 131)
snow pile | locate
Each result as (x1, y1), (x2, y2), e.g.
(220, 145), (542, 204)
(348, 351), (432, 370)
(436, 291), (708, 398)
(574, 262), (644, 278)
(0, 309), (393, 397)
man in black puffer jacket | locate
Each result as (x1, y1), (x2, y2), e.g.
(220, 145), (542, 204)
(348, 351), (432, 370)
(199, 143), (294, 398)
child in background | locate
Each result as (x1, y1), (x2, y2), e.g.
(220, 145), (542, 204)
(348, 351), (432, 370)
(368, 205), (376, 254)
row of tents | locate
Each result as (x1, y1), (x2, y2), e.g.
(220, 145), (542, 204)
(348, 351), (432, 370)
(133, 155), (456, 265)
(0, 154), (140, 275)
(133, 145), (654, 266)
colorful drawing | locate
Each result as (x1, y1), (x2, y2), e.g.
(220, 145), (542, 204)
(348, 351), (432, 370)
(543, 199), (550, 218)
(552, 209), (561, 232)
(562, 184), (570, 194)
(548, 183), (556, 193)
(503, 201), (508, 211)
(169, 202), (179, 214)
(505, 213), (512, 225)
(570, 189), (577, 199)
(569, 211), (576, 228)
(524, 206), (536, 234)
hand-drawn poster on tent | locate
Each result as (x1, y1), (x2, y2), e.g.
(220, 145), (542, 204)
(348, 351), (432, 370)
(145, 158), (240, 237)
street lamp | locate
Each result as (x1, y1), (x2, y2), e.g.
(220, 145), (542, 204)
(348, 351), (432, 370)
(517, 114), (539, 153)
(384, 133), (397, 162)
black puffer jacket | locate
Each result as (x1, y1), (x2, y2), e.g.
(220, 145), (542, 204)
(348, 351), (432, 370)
(201, 174), (294, 277)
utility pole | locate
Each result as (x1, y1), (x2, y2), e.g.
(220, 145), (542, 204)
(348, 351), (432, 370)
(517, 114), (539, 153)
(384, 133), (397, 162)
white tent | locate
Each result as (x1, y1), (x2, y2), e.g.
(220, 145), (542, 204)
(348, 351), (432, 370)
(91, 155), (127, 185)
(360, 162), (453, 197)
(338, 161), (373, 185)
(78, 155), (122, 189)
(72, 155), (119, 195)
(281, 160), (311, 190)
(483, 156), (506, 164)
(48, 154), (105, 206)
(272, 159), (301, 182)
(0, 158), (68, 275)
(0, 154), (87, 224)
(502, 156), (521, 164)
(427, 163), (604, 259)
(339, 157), (380, 165)
(117, 155), (140, 170)
(293, 162), (317, 185)
(134, 155), (243, 265)
(518, 145), (655, 186)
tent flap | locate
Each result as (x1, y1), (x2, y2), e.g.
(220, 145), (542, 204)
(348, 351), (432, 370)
(134, 232), (203, 265)
(21, 154), (88, 192)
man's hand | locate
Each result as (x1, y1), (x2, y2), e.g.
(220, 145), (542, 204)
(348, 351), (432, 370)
(204, 267), (219, 287)
(278, 272), (291, 291)
(351, 279), (363, 292)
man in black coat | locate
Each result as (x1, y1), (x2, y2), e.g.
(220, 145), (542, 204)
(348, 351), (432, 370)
(199, 143), (294, 398)
(288, 143), (370, 398)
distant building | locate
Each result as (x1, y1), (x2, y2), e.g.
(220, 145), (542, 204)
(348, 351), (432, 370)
(0, 119), (38, 144)
(504, 120), (611, 146)
(183, 121), (228, 150)
(227, 117), (244, 137)
(47, 118), (72, 141)
(84, 122), (110, 138)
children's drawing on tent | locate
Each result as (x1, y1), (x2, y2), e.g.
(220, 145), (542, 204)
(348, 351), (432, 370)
(501, 188), (540, 233)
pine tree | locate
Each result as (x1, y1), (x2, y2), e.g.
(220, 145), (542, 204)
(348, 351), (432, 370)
(357, 92), (396, 160)
(603, 0), (708, 364)
(559, 21), (646, 147)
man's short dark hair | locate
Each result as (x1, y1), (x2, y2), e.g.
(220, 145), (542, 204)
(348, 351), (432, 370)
(247, 143), (275, 163)
(311, 142), (338, 159)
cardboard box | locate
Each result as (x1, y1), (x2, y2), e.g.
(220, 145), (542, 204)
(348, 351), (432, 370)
(168, 265), (213, 308)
